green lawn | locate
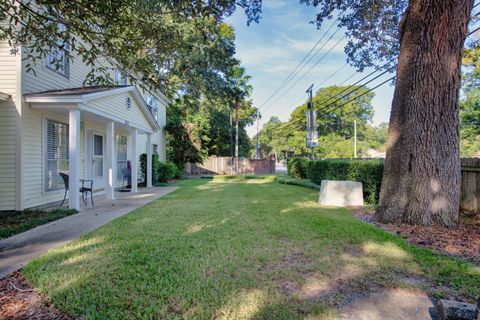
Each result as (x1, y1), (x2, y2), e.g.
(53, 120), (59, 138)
(23, 176), (480, 319)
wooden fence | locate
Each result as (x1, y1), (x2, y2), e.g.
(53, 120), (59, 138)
(461, 158), (480, 212)
(185, 156), (276, 175)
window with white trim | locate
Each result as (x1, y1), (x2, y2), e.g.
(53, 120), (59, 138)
(116, 135), (128, 181)
(45, 119), (69, 191)
(152, 144), (158, 154)
(46, 24), (70, 77)
(146, 94), (159, 122)
(115, 69), (128, 85)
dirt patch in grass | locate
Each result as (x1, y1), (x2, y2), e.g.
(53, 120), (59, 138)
(354, 208), (480, 264)
(0, 272), (71, 320)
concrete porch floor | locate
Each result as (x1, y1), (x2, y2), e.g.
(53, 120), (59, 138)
(0, 187), (178, 278)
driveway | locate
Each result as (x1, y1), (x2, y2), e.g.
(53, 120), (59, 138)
(0, 187), (177, 278)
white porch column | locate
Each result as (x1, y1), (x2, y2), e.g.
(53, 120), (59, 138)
(146, 133), (152, 188)
(106, 121), (115, 200)
(130, 129), (138, 192)
(68, 109), (81, 210)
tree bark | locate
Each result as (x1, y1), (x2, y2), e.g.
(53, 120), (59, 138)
(375, 0), (474, 227)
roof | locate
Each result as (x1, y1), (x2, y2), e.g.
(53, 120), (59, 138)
(24, 85), (162, 132)
(23, 86), (130, 97)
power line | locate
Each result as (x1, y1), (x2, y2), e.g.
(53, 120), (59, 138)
(273, 63), (392, 120)
(318, 76), (396, 117)
(315, 65), (396, 114)
(265, 74), (395, 134)
(261, 34), (346, 112)
(257, 18), (340, 109)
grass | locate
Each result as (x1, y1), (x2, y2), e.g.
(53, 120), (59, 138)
(22, 176), (480, 319)
(0, 208), (78, 239)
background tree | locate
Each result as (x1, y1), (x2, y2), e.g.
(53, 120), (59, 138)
(256, 85), (379, 159)
(460, 46), (480, 157)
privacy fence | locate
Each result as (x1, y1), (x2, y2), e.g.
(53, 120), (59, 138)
(185, 156), (275, 175)
(461, 158), (480, 212)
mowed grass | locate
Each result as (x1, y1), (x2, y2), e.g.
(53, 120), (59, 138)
(23, 176), (480, 319)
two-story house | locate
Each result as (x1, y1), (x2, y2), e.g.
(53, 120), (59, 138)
(0, 36), (169, 211)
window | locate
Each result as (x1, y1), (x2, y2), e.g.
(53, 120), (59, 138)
(146, 94), (159, 122)
(46, 24), (69, 77)
(93, 134), (104, 178)
(115, 69), (128, 85)
(116, 135), (127, 181)
(45, 120), (69, 191)
(152, 144), (158, 154)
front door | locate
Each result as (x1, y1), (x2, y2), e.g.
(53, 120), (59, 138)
(85, 130), (105, 190)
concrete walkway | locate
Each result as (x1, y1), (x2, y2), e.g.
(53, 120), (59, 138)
(0, 187), (177, 278)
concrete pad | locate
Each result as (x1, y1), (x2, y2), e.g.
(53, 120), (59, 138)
(339, 288), (439, 320)
(0, 187), (177, 278)
(319, 180), (364, 207)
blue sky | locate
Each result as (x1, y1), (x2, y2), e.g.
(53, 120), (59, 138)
(225, 0), (396, 137)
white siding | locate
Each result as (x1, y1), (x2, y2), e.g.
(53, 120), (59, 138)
(88, 92), (152, 132)
(0, 42), (18, 210)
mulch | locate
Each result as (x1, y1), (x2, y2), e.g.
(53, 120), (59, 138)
(353, 208), (480, 264)
(0, 272), (72, 320)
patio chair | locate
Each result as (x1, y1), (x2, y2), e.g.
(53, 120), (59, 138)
(59, 172), (94, 207)
(121, 161), (144, 191)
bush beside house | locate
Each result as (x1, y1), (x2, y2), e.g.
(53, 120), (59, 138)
(287, 158), (384, 204)
(140, 153), (180, 184)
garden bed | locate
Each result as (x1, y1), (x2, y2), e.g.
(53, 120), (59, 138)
(353, 208), (480, 264)
(0, 208), (78, 240)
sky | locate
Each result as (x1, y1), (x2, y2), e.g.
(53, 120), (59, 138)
(225, 0), (396, 137)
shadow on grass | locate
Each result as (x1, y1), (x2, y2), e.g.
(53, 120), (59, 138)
(21, 177), (480, 319)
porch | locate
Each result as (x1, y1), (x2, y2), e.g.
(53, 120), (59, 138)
(24, 86), (161, 211)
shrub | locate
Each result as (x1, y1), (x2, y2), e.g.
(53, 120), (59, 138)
(306, 159), (383, 204)
(277, 176), (320, 190)
(287, 157), (308, 179)
(158, 161), (178, 183)
(140, 153), (160, 183)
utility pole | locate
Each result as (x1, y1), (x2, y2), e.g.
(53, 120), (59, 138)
(306, 84), (316, 160)
(235, 98), (239, 173)
(230, 108), (233, 166)
(256, 112), (261, 159)
(353, 120), (357, 158)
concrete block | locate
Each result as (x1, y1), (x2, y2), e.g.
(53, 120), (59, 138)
(438, 299), (478, 320)
(319, 180), (364, 207)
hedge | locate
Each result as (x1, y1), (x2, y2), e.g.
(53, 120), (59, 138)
(287, 157), (308, 179)
(305, 159), (384, 204)
(276, 176), (320, 190)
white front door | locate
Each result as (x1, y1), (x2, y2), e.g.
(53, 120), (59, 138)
(85, 130), (105, 190)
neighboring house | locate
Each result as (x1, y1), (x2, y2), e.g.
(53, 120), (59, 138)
(0, 37), (169, 211)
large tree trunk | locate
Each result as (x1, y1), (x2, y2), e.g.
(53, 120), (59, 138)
(375, 0), (474, 227)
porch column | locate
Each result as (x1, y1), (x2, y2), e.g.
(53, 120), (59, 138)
(130, 129), (138, 192)
(106, 121), (115, 200)
(68, 109), (81, 210)
(146, 133), (152, 188)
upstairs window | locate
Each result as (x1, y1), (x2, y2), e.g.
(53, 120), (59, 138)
(115, 69), (128, 85)
(146, 94), (159, 122)
(45, 119), (69, 191)
(46, 24), (69, 77)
